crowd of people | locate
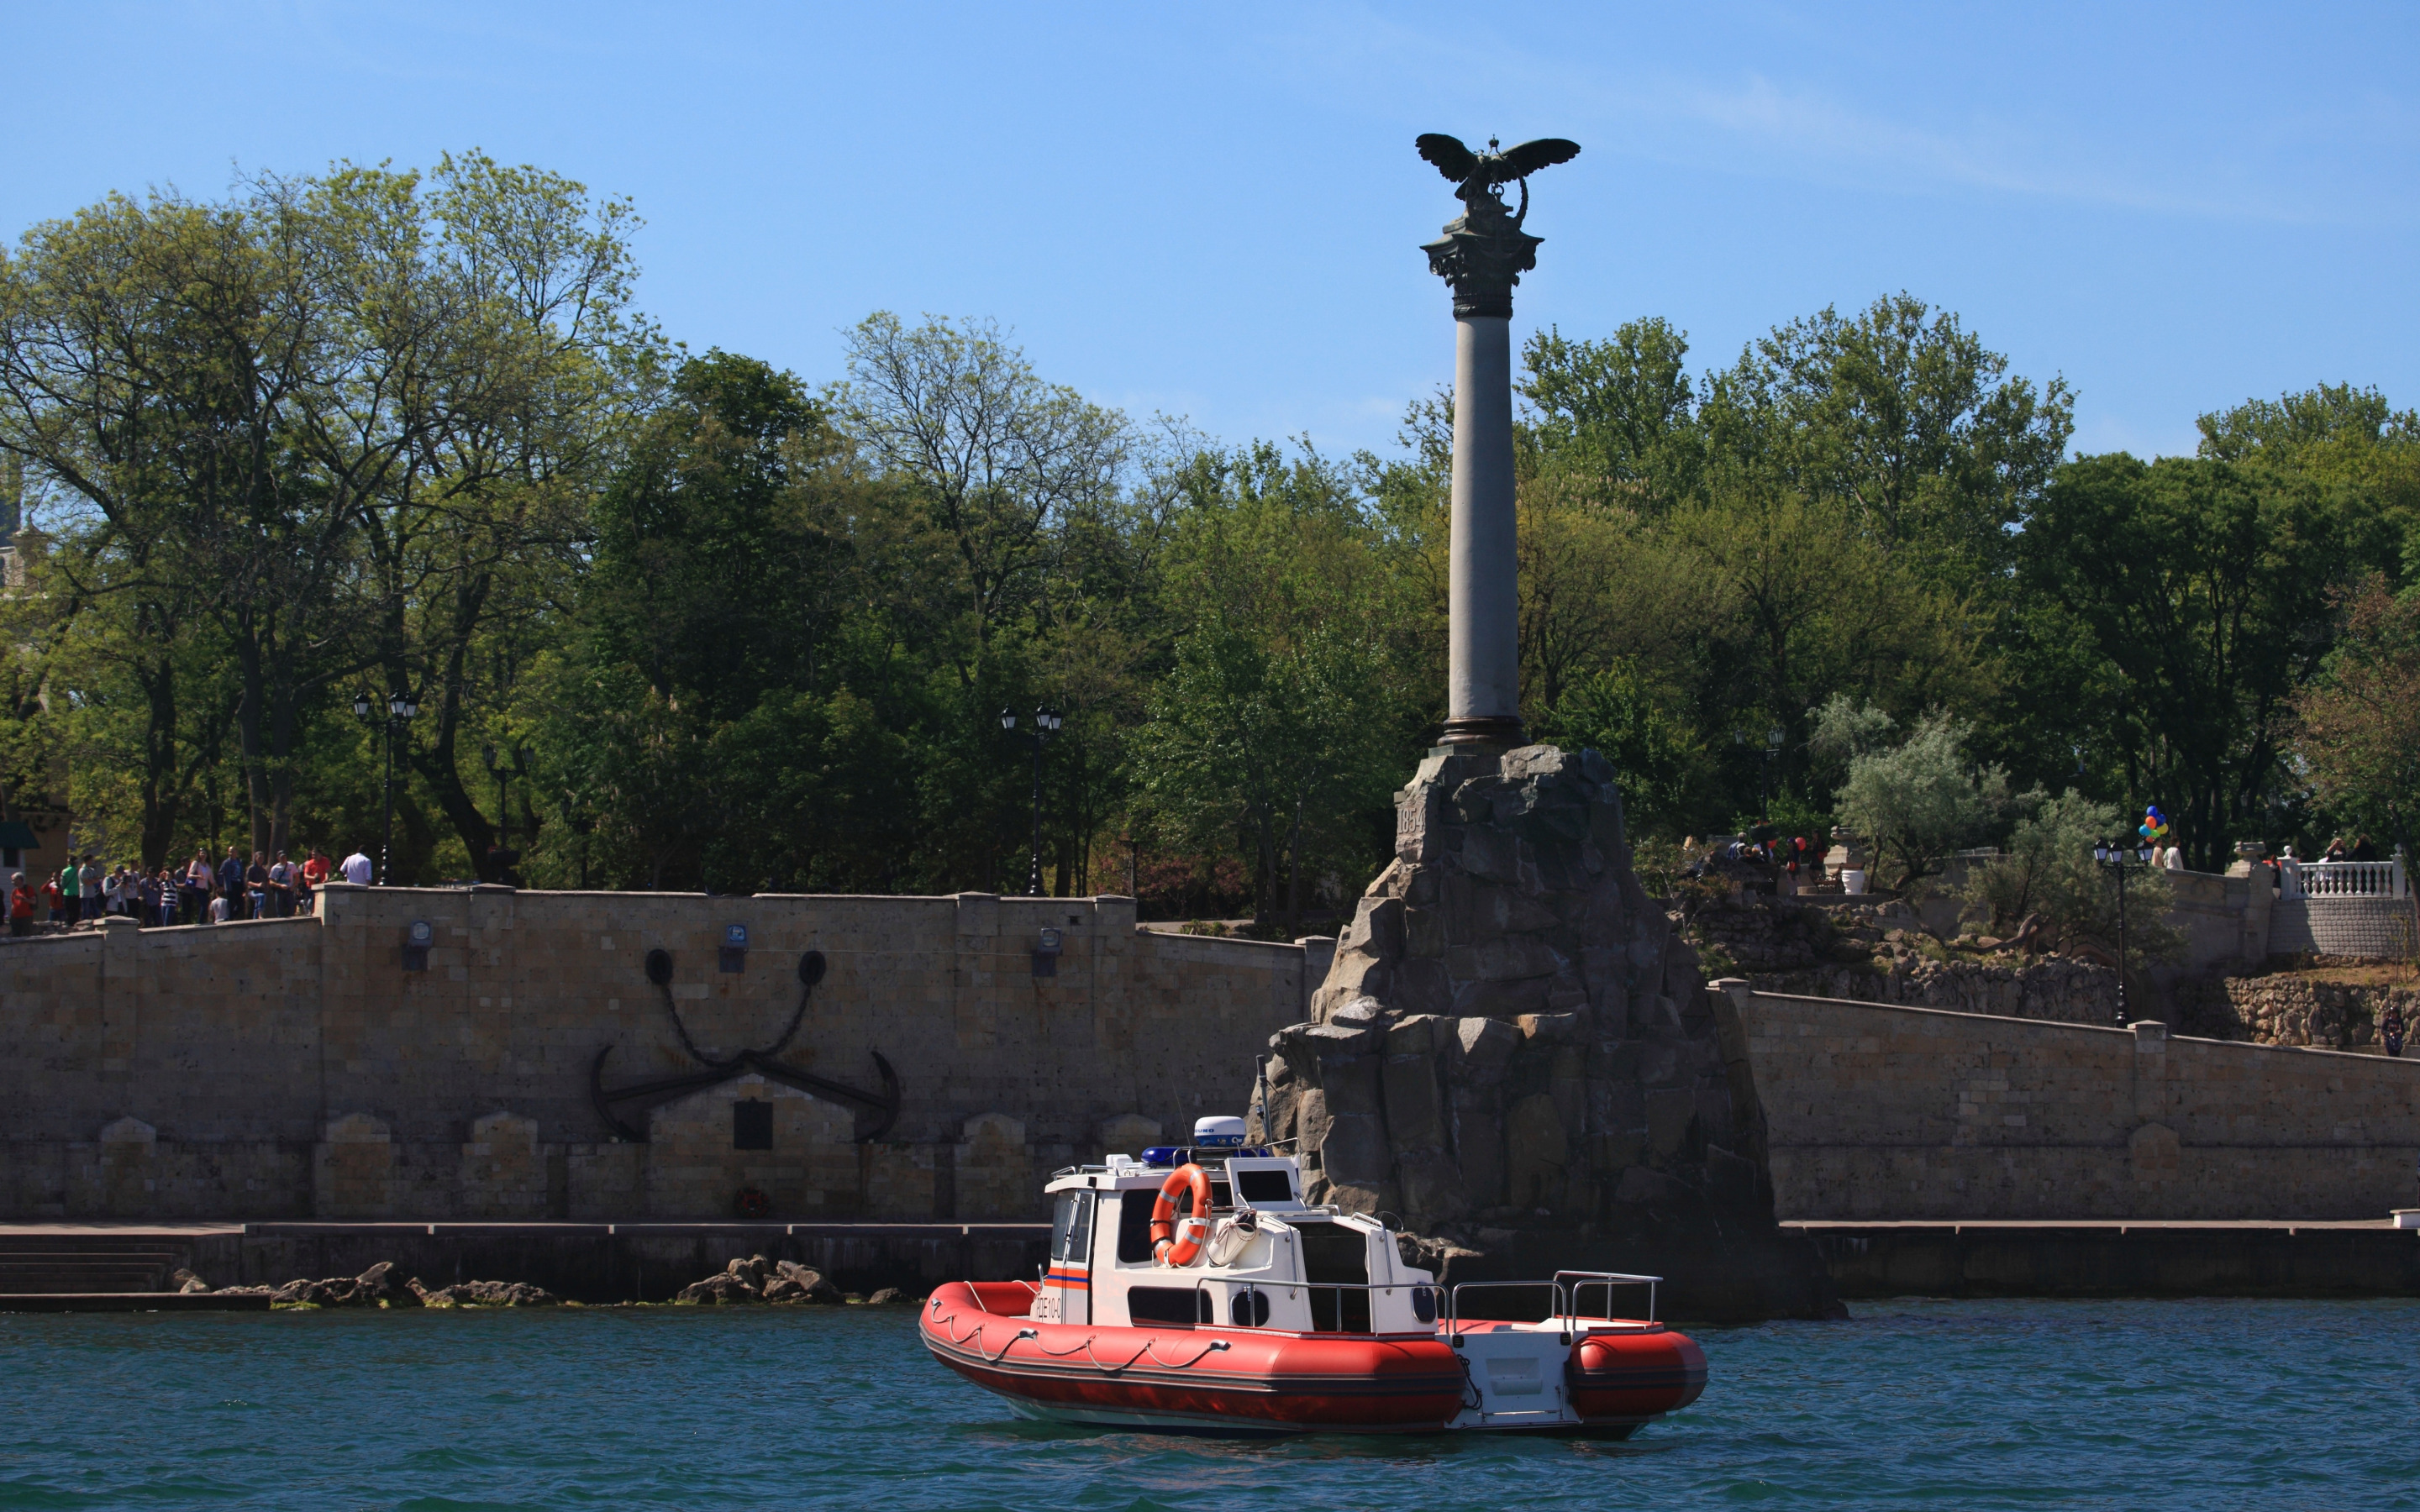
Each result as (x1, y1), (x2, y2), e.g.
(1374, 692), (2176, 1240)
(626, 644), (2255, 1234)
(6, 845), (376, 937)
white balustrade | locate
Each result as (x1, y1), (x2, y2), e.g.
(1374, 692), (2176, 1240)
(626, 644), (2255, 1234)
(2280, 859), (2407, 900)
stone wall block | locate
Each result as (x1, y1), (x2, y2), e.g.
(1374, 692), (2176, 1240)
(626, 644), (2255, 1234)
(459, 1110), (544, 1219)
(1589, 1077), (1645, 1135)
(1544, 967), (1591, 1011)
(1386, 1015), (1438, 1057)
(1504, 1092), (1568, 1210)
(1404, 907), (1445, 958)
(1391, 957), (1453, 1016)
(1446, 1016), (1519, 1083)
(1097, 1113), (1162, 1158)
(1456, 826), (1520, 883)
(955, 1112), (1034, 1221)
(1448, 935), (1561, 984)
(1614, 1164), (1684, 1206)
(1395, 1147), (1470, 1221)
(314, 1112), (396, 1219)
(2129, 1121), (2180, 1184)
(1452, 976), (1550, 1019)
(1311, 951), (1391, 1021)
(1318, 1051), (1385, 1121)
(1321, 1111), (1393, 1186)
(1341, 896), (1407, 962)
(1451, 1086), (1507, 1207)
(1644, 1089), (1696, 1158)
(1382, 1053), (1447, 1152)
(1294, 1086), (1334, 1158)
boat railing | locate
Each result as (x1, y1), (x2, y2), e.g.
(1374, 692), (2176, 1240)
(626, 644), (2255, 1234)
(1553, 1270), (1660, 1331)
(1444, 1272), (1661, 1345)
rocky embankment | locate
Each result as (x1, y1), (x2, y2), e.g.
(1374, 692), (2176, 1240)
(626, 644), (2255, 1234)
(1684, 889), (2122, 1024)
(672, 1253), (908, 1305)
(2178, 971), (2413, 1052)
(170, 1256), (918, 1307)
(200, 1262), (560, 1307)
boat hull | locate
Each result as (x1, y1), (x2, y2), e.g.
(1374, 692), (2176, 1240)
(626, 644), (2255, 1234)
(918, 1282), (1703, 1437)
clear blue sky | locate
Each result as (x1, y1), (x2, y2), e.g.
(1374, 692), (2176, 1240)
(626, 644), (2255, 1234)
(7, 2), (2416, 461)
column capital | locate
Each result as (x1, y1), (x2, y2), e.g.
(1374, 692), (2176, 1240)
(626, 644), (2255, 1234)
(1422, 209), (1541, 319)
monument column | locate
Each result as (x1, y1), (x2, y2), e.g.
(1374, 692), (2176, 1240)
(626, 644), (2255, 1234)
(1418, 133), (1579, 751)
(1446, 309), (1518, 749)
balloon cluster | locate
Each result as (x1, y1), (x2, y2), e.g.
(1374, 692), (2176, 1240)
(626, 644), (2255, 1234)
(2138, 806), (2170, 847)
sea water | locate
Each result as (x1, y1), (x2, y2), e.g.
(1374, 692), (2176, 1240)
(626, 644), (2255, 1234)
(0, 1298), (2412, 1510)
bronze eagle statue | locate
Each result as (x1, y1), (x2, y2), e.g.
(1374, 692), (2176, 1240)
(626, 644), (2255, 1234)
(1416, 133), (1581, 218)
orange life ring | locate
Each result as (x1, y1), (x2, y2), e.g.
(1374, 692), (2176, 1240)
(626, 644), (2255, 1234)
(1149, 1163), (1214, 1267)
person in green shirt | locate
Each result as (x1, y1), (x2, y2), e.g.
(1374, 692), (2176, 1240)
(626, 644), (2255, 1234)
(59, 855), (80, 927)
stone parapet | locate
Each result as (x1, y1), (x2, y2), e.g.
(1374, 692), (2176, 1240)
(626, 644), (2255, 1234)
(0, 890), (1307, 1224)
(2267, 897), (2416, 958)
(1739, 988), (2420, 1221)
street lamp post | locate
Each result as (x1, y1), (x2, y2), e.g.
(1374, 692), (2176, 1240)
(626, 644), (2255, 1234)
(998, 706), (1063, 896)
(480, 743), (533, 878)
(1761, 724), (1786, 819)
(354, 689), (419, 885)
(2092, 836), (2154, 1025)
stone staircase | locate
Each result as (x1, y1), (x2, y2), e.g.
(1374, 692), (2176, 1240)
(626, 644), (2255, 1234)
(0, 1233), (192, 1294)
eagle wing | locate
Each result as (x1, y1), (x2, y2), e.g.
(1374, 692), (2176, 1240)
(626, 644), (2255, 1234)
(1499, 138), (1581, 176)
(1415, 133), (1477, 181)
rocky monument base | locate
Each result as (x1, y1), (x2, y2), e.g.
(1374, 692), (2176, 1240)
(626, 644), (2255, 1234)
(1248, 744), (1842, 1321)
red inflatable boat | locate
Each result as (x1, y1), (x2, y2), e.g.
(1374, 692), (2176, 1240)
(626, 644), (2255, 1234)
(918, 1142), (1706, 1436)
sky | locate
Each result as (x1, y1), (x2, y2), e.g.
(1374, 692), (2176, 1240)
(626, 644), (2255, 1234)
(5, 2), (2417, 462)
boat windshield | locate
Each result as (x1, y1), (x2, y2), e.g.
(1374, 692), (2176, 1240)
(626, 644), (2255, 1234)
(1049, 1190), (1094, 1261)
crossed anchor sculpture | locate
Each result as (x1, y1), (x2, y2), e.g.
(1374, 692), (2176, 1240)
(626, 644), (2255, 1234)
(589, 946), (901, 1143)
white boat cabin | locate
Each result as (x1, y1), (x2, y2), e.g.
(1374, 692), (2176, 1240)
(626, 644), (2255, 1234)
(1032, 1147), (1441, 1336)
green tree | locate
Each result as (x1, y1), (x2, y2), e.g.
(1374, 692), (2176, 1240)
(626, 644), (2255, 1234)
(1518, 317), (1702, 509)
(1133, 444), (1413, 930)
(2293, 575), (2420, 852)
(1833, 711), (2011, 890)
(1702, 292), (2074, 585)
(2019, 454), (2344, 869)
(1535, 659), (1703, 837)
(1962, 789), (2181, 961)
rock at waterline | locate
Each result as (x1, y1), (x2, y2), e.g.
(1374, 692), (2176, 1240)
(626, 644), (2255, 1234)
(676, 1255), (842, 1305)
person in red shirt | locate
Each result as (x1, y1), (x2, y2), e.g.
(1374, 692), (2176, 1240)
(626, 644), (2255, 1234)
(300, 848), (330, 916)
(42, 872), (63, 926)
(8, 873), (34, 937)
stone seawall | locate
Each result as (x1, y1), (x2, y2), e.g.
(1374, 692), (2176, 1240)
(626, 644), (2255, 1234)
(2180, 972), (2417, 1053)
(0, 886), (1307, 1223)
(1733, 984), (2420, 1221)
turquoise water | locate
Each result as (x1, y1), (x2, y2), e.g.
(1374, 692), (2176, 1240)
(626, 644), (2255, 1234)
(0, 1299), (2412, 1510)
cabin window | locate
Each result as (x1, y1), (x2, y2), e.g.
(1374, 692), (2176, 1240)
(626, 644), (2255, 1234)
(1050, 1190), (1095, 1263)
(733, 1100), (773, 1150)
(1113, 1193), (1158, 1263)
(1233, 1168), (1294, 1205)
(1126, 1286), (1211, 1326)
(1292, 1219), (1371, 1332)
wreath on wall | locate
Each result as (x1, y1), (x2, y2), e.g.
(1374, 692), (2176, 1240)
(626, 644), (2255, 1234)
(735, 1185), (771, 1219)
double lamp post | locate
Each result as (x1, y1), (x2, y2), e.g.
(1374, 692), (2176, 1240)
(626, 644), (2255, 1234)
(352, 689), (419, 886)
(2091, 835), (2155, 1025)
(998, 706), (1063, 897)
